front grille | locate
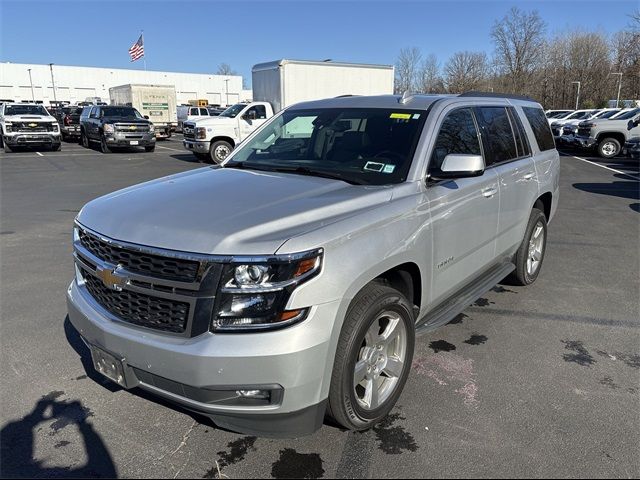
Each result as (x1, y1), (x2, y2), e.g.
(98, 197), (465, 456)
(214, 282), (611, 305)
(577, 127), (591, 137)
(79, 228), (200, 282)
(83, 271), (189, 333)
(115, 123), (149, 133)
(183, 123), (195, 140)
(15, 122), (56, 132)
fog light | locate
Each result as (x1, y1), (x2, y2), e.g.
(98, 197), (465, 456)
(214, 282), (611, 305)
(236, 389), (270, 400)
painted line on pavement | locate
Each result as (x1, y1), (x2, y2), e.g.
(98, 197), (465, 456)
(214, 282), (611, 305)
(36, 151), (43, 157)
(155, 145), (184, 152)
(563, 154), (640, 181)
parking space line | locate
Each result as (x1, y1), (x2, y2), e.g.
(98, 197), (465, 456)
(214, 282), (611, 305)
(36, 152), (43, 157)
(156, 145), (184, 152)
(563, 154), (640, 181)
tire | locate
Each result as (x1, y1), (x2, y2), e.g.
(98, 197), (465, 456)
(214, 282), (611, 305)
(597, 137), (621, 158)
(145, 145), (156, 152)
(508, 208), (547, 286)
(100, 135), (111, 154)
(81, 131), (89, 148)
(327, 282), (415, 431)
(3, 140), (13, 152)
(0, 134), (3, 148)
(51, 143), (61, 152)
(209, 140), (232, 164)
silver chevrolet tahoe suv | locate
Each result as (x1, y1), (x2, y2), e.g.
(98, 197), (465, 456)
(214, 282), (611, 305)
(67, 93), (560, 437)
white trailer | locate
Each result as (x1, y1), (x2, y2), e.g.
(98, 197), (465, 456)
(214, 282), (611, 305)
(109, 84), (178, 138)
(251, 59), (395, 112)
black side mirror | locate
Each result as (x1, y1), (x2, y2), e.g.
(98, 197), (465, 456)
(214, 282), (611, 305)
(144, 115), (149, 120)
(628, 118), (640, 130)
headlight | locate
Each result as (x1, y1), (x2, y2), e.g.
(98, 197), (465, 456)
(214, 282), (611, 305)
(51, 123), (59, 132)
(4, 123), (12, 133)
(149, 124), (155, 133)
(103, 124), (115, 134)
(212, 249), (323, 332)
(196, 127), (207, 139)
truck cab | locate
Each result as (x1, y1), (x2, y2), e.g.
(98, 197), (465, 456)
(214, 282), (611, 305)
(182, 102), (273, 162)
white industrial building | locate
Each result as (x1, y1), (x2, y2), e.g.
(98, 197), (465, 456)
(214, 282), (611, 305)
(0, 62), (250, 106)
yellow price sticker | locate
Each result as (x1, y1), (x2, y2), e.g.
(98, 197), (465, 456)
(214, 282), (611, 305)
(390, 113), (412, 119)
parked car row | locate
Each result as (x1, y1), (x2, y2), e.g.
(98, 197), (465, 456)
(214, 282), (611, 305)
(547, 107), (640, 158)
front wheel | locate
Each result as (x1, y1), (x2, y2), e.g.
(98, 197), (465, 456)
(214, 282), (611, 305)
(509, 208), (547, 286)
(51, 143), (61, 151)
(327, 282), (415, 431)
(209, 140), (232, 164)
(597, 137), (621, 158)
(145, 145), (156, 152)
(80, 131), (89, 148)
(100, 135), (111, 154)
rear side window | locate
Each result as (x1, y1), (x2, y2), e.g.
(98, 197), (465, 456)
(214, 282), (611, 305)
(474, 107), (517, 165)
(508, 108), (531, 158)
(523, 107), (555, 151)
(199, 108), (208, 115)
(429, 108), (482, 172)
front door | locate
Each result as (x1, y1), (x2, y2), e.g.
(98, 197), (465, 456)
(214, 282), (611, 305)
(238, 105), (268, 141)
(426, 107), (500, 305)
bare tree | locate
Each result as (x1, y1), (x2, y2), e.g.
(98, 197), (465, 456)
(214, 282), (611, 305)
(444, 51), (489, 93)
(417, 54), (445, 93)
(216, 63), (237, 76)
(395, 47), (422, 94)
(491, 7), (546, 94)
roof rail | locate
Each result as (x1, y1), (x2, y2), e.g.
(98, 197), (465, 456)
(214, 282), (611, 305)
(458, 91), (535, 102)
(334, 94), (358, 98)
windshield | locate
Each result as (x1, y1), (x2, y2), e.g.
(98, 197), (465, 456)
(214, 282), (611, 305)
(594, 110), (620, 119)
(226, 108), (427, 186)
(614, 108), (640, 120)
(5, 105), (49, 116)
(101, 107), (143, 119)
(548, 111), (570, 118)
(566, 111), (594, 120)
(219, 104), (246, 118)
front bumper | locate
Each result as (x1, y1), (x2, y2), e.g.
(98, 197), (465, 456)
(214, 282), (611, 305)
(574, 135), (597, 149)
(105, 132), (156, 147)
(66, 279), (337, 437)
(4, 133), (61, 146)
(183, 139), (209, 154)
(62, 125), (81, 137)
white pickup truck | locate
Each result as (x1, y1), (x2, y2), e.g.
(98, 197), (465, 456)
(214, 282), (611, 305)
(182, 102), (272, 162)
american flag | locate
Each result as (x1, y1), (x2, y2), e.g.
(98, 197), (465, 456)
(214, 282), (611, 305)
(129, 35), (144, 62)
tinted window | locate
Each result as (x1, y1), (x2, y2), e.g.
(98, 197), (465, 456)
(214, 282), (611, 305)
(475, 107), (518, 165)
(508, 108), (530, 158)
(523, 107), (556, 151)
(102, 107), (142, 118)
(5, 104), (49, 116)
(429, 108), (481, 172)
(247, 105), (267, 119)
(190, 108), (199, 115)
(199, 108), (208, 115)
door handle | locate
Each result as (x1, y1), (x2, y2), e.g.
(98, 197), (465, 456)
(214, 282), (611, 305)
(482, 187), (498, 198)
(523, 172), (535, 180)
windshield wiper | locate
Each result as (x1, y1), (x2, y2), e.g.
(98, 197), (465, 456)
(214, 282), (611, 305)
(272, 166), (363, 185)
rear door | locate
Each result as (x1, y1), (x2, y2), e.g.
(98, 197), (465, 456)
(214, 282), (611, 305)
(474, 106), (539, 257)
(426, 106), (501, 304)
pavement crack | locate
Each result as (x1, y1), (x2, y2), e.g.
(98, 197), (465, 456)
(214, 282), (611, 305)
(158, 419), (198, 460)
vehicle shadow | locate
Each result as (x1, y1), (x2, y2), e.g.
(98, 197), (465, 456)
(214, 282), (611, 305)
(0, 394), (117, 478)
(169, 153), (206, 163)
(572, 179), (640, 206)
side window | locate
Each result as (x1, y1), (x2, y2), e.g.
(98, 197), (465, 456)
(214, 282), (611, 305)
(89, 107), (99, 119)
(507, 107), (531, 158)
(190, 108), (198, 115)
(474, 107), (518, 165)
(199, 108), (208, 115)
(429, 108), (482, 173)
(244, 105), (267, 120)
(523, 107), (556, 152)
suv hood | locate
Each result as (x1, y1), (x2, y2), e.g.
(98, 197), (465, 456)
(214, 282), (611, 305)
(77, 167), (392, 255)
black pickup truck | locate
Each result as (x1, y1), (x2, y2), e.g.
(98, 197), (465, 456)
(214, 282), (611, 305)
(79, 105), (156, 153)
(55, 106), (83, 142)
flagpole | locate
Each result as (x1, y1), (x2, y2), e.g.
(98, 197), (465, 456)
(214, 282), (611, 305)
(142, 30), (146, 71)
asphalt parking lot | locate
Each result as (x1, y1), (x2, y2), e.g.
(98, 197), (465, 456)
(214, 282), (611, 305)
(1, 137), (638, 478)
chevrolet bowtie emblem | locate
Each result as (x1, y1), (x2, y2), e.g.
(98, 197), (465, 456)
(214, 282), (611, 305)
(29, 123), (38, 128)
(129, 125), (137, 130)
(96, 266), (127, 291)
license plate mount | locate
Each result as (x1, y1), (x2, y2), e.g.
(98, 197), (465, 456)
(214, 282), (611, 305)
(90, 344), (129, 387)
(130, 140), (139, 145)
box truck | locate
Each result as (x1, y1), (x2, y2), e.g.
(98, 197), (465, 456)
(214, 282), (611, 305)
(182, 59), (394, 162)
(109, 84), (178, 139)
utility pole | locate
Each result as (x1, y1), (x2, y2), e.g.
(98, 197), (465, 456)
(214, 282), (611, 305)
(27, 68), (35, 102)
(610, 72), (623, 108)
(49, 63), (58, 105)
(571, 81), (581, 110)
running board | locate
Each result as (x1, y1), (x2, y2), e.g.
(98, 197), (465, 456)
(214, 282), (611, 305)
(415, 262), (515, 336)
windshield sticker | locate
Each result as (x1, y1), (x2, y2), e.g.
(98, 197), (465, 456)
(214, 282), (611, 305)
(390, 113), (412, 120)
(383, 164), (396, 173)
(364, 161), (385, 172)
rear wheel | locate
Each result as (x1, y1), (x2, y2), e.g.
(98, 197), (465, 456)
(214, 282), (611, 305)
(509, 208), (547, 286)
(81, 131), (89, 148)
(327, 282), (415, 431)
(100, 135), (111, 154)
(209, 140), (232, 164)
(597, 137), (621, 158)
